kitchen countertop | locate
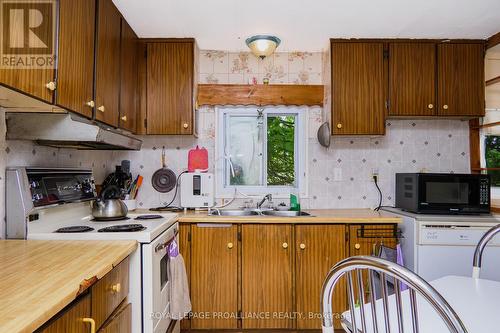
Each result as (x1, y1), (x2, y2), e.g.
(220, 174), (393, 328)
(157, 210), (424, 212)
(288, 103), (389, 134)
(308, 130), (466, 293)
(176, 208), (401, 223)
(382, 207), (500, 223)
(0, 240), (137, 333)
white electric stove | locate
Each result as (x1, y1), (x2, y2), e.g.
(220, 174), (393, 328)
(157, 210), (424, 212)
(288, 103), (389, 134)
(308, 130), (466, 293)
(6, 167), (180, 333)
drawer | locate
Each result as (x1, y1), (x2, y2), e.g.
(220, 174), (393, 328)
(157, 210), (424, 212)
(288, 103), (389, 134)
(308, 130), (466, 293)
(92, 257), (130, 329)
(38, 293), (91, 333)
(98, 302), (131, 333)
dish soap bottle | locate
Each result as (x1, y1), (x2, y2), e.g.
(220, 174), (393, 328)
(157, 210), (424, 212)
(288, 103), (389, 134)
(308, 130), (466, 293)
(290, 192), (301, 212)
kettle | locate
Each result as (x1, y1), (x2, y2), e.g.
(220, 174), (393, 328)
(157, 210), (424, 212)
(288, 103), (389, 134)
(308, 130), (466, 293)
(91, 186), (128, 220)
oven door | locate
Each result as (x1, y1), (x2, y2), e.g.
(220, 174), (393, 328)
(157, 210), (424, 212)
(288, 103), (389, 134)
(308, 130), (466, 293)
(142, 222), (178, 333)
(418, 174), (487, 213)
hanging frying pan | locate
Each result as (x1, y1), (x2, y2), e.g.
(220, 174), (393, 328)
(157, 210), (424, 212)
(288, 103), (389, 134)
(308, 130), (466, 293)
(151, 147), (177, 193)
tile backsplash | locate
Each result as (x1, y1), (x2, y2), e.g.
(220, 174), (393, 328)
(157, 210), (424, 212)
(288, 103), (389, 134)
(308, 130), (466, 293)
(0, 48), (472, 237)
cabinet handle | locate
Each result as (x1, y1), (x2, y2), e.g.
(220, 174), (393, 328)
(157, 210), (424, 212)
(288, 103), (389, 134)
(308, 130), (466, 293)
(83, 318), (96, 333)
(354, 243), (361, 250)
(97, 105), (105, 113)
(86, 100), (95, 108)
(227, 242), (234, 249)
(183, 123), (189, 129)
(428, 104), (434, 109)
(336, 123), (342, 129)
(282, 242), (288, 249)
(443, 104), (449, 110)
(121, 115), (127, 122)
(111, 283), (121, 293)
(45, 81), (56, 91)
(299, 243), (306, 250)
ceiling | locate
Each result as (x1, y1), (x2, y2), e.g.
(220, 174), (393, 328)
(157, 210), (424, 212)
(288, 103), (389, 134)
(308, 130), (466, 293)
(113, 0), (500, 52)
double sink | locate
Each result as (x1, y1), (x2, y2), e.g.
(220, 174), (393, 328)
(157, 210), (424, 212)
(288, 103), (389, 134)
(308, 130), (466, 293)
(209, 209), (312, 217)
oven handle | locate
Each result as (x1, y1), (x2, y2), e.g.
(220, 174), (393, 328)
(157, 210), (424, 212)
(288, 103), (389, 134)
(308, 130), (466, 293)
(154, 228), (179, 253)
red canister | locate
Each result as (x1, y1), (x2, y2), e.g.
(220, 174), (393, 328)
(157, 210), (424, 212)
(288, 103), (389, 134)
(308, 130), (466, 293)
(188, 146), (209, 172)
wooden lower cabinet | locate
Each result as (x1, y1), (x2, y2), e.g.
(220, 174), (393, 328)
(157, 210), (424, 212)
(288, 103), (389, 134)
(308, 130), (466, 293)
(39, 293), (91, 333)
(191, 224), (238, 329)
(295, 225), (347, 330)
(241, 224), (293, 329)
(37, 257), (130, 333)
(98, 302), (132, 333)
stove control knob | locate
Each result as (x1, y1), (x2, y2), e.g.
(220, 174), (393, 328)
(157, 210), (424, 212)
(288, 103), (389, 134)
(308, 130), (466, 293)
(32, 193), (43, 201)
(30, 181), (39, 189)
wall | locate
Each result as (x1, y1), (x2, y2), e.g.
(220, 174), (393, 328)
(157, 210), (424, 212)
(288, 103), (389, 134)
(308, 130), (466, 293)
(0, 49), (471, 237)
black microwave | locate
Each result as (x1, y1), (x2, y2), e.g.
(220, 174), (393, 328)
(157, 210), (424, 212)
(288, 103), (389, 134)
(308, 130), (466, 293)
(395, 173), (490, 214)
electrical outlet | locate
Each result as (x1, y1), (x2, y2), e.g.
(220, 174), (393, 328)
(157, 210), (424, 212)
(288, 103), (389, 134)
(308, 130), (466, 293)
(333, 168), (342, 181)
(371, 168), (379, 181)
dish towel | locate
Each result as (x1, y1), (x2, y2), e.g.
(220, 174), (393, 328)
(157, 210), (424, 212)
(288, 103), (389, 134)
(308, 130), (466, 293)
(169, 240), (192, 320)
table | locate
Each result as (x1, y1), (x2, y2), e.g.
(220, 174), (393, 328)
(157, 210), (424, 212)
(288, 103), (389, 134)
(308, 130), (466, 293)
(342, 275), (500, 332)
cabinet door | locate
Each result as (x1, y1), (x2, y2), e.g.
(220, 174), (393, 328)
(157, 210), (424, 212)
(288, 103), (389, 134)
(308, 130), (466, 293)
(437, 43), (485, 117)
(191, 224), (238, 329)
(349, 224), (398, 256)
(56, 0), (95, 118)
(146, 42), (194, 135)
(296, 225), (347, 329)
(0, 1), (56, 103)
(119, 19), (138, 132)
(241, 224), (293, 329)
(95, 0), (121, 127)
(389, 43), (436, 116)
(331, 42), (386, 135)
(98, 303), (131, 333)
(39, 293), (91, 333)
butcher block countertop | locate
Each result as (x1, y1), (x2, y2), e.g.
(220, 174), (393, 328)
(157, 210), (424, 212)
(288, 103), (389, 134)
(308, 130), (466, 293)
(0, 240), (137, 333)
(177, 208), (401, 224)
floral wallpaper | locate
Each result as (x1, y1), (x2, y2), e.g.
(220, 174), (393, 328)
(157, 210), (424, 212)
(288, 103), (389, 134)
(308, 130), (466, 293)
(199, 50), (322, 85)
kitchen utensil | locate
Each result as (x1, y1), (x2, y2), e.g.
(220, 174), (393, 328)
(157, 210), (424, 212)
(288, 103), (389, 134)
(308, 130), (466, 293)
(317, 121), (331, 147)
(152, 147), (177, 193)
(188, 145), (209, 172)
(91, 186), (129, 220)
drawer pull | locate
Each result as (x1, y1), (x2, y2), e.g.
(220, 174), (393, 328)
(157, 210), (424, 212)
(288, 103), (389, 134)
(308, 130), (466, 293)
(83, 318), (96, 333)
(337, 123), (342, 129)
(227, 242), (234, 249)
(443, 104), (449, 110)
(282, 242), (288, 249)
(183, 123), (189, 129)
(355, 243), (361, 250)
(428, 104), (434, 109)
(45, 81), (56, 91)
(121, 115), (127, 122)
(86, 100), (95, 108)
(97, 105), (105, 113)
(111, 283), (121, 293)
(299, 243), (306, 250)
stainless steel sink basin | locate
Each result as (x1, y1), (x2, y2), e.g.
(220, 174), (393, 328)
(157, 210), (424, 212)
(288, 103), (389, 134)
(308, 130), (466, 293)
(209, 209), (260, 216)
(261, 210), (311, 217)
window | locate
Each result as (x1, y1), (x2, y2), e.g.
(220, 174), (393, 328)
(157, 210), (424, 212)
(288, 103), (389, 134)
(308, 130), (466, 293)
(216, 106), (307, 197)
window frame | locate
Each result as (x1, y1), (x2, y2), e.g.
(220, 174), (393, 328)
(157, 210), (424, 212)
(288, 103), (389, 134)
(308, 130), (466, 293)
(215, 106), (308, 198)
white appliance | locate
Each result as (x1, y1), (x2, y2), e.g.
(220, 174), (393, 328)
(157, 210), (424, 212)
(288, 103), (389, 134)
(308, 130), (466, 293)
(180, 172), (214, 208)
(6, 167), (180, 333)
(384, 207), (500, 281)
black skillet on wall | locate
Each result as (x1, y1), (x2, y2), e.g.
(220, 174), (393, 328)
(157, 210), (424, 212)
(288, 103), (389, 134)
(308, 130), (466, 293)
(151, 146), (177, 193)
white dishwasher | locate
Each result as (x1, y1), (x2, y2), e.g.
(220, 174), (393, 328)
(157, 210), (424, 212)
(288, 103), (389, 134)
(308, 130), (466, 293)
(383, 208), (500, 282)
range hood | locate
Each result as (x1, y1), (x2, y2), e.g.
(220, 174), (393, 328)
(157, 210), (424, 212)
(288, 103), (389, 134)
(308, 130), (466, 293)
(6, 112), (142, 150)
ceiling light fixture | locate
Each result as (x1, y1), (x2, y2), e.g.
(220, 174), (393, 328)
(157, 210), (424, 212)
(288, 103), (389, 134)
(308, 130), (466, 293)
(245, 35), (281, 59)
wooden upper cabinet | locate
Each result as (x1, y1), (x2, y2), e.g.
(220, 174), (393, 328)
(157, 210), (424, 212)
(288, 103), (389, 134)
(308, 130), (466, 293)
(331, 42), (386, 135)
(190, 224), (238, 329)
(0, 0), (56, 103)
(437, 43), (485, 117)
(146, 41), (195, 135)
(56, 0), (95, 118)
(389, 43), (436, 116)
(295, 225), (347, 330)
(119, 19), (138, 133)
(241, 224), (293, 329)
(95, 0), (121, 127)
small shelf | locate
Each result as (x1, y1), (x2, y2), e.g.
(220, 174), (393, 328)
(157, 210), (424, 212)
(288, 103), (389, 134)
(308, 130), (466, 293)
(197, 84), (324, 107)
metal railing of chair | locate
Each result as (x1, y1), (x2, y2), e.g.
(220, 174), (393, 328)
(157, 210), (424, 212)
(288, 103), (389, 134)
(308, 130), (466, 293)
(472, 224), (500, 279)
(320, 256), (468, 333)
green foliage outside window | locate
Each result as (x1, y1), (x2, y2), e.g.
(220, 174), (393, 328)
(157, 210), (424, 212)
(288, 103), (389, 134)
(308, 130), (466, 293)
(267, 116), (295, 186)
(485, 135), (500, 186)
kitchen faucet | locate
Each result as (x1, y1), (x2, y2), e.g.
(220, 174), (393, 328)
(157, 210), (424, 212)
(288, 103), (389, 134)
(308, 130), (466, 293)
(256, 194), (272, 209)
